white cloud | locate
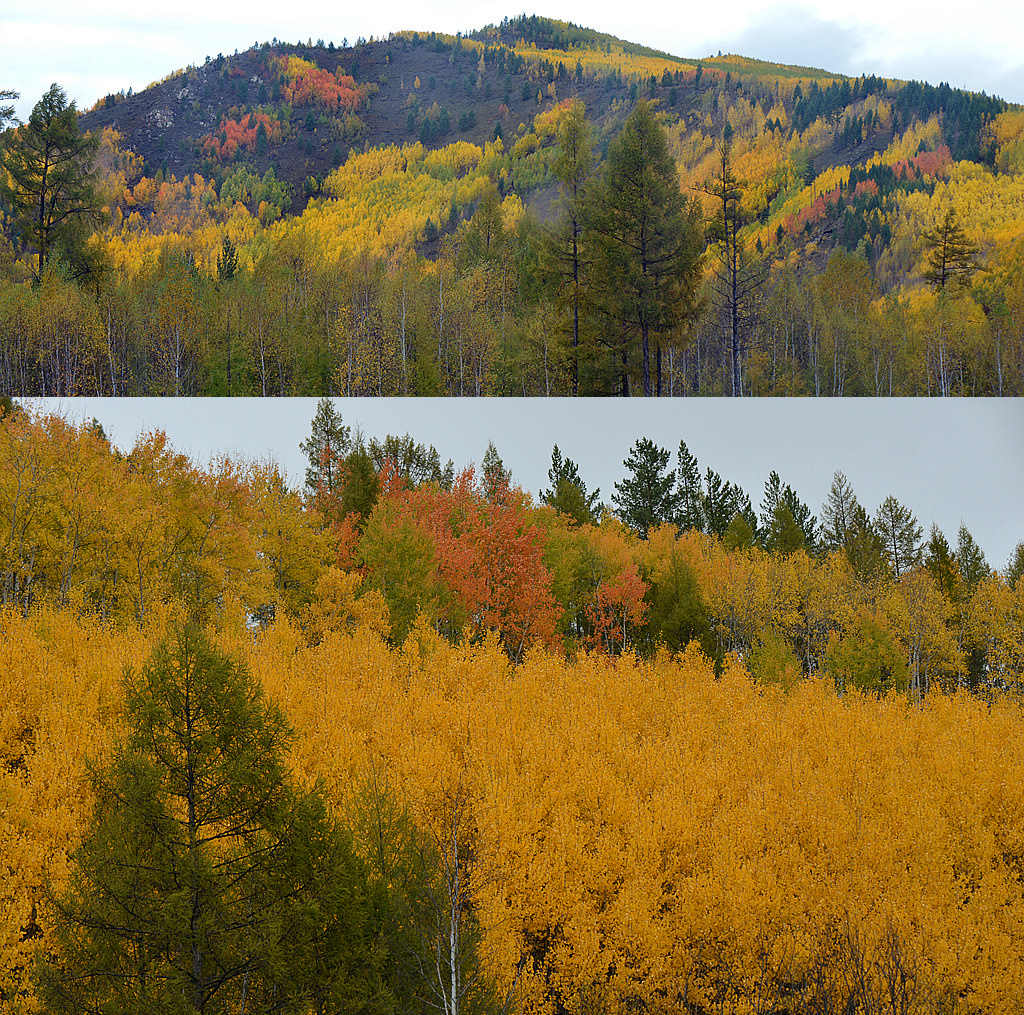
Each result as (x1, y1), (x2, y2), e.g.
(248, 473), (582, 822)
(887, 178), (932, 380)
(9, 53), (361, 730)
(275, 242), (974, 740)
(3, 1), (1021, 117)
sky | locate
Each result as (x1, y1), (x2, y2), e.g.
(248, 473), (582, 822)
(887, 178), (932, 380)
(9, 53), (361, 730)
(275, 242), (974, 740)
(21, 397), (1024, 568)
(3, 0), (1023, 121)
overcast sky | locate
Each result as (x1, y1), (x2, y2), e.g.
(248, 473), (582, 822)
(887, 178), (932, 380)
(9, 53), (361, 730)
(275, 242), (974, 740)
(3, 0), (1023, 121)
(21, 397), (1024, 568)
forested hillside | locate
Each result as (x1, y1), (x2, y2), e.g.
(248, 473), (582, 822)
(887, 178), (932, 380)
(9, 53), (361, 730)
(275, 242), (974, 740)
(2, 15), (1023, 395)
(3, 403), (1024, 1012)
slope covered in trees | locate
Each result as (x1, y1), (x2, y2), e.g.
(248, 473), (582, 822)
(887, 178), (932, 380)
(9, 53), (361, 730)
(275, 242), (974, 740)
(2, 403), (1024, 1010)
(1, 17), (1023, 394)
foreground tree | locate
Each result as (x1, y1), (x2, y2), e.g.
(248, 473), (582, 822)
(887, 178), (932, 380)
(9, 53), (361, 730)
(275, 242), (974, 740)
(589, 101), (702, 396)
(1, 84), (99, 277)
(36, 626), (387, 1015)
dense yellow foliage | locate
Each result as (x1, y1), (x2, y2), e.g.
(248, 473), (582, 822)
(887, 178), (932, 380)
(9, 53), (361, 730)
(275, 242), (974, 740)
(3, 607), (1024, 1012)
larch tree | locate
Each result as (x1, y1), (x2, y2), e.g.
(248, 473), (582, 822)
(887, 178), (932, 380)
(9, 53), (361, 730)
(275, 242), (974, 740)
(0, 84), (99, 278)
(35, 626), (388, 1015)
(703, 137), (764, 396)
(544, 99), (592, 395)
(875, 495), (923, 579)
(588, 101), (703, 396)
(922, 209), (979, 292)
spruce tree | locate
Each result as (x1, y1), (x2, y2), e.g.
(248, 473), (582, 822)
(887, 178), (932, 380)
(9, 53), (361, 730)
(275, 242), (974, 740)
(874, 495), (923, 578)
(341, 439), (381, 525)
(723, 511), (756, 550)
(1006, 543), (1024, 586)
(955, 523), (988, 590)
(612, 438), (679, 537)
(765, 501), (806, 554)
(0, 88), (17, 133)
(541, 445), (600, 525)
(925, 525), (958, 601)
(702, 467), (753, 539)
(845, 504), (888, 583)
(676, 440), (704, 533)
(481, 441), (511, 502)
(820, 471), (860, 551)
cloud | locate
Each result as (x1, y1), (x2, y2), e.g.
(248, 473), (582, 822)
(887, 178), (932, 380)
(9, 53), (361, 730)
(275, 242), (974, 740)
(707, 7), (869, 74)
(702, 3), (1024, 102)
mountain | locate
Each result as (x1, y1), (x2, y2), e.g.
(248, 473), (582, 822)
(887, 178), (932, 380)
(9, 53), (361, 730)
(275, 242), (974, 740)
(3, 15), (1024, 397)
(78, 15), (1005, 210)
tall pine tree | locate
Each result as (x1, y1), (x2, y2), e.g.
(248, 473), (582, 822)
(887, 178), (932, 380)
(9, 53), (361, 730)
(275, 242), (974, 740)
(589, 102), (702, 396)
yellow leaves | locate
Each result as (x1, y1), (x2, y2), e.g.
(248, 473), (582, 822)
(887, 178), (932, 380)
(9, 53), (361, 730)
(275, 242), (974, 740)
(987, 109), (1024, 174)
(4, 603), (1024, 1012)
(423, 140), (483, 177)
(303, 566), (390, 642)
(511, 131), (540, 158)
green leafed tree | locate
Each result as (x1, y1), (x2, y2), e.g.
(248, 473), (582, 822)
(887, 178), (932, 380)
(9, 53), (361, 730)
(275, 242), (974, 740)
(301, 397), (352, 499)
(764, 500), (806, 554)
(543, 99), (592, 395)
(955, 523), (989, 590)
(541, 445), (600, 525)
(612, 437), (679, 537)
(481, 440), (511, 502)
(0, 89), (17, 132)
(845, 504), (889, 582)
(703, 138), (765, 396)
(874, 495), (923, 579)
(925, 525), (959, 601)
(702, 467), (754, 539)
(1007, 542), (1024, 586)
(1, 83), (99, 278)
(675, 440), (704, 533)
(341, 438), (382, 526)
(588, 101), (703, 396)
(921, 209), (979, 291)
(820, 471), (860, 552)
(35, 626), (389, 1015)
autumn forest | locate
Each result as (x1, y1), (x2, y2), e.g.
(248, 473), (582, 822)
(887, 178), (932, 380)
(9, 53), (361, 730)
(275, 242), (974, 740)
(2, 16), (1024, 396)
(2, 8), (1024, 1014)
(2, 400), (1024, 1013)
